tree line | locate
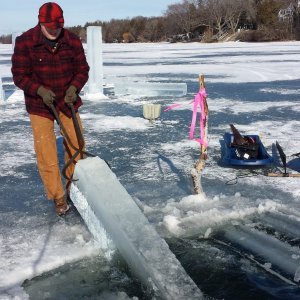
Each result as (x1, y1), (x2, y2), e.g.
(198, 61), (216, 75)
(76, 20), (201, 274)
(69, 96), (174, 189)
(1, 0), (300, 44)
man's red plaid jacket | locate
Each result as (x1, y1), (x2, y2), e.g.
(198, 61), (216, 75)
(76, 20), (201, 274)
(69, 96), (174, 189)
(11, 25), (89, 120)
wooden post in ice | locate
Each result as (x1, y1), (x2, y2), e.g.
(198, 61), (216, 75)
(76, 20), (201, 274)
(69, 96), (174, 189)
(191, 74), (208, 194)
(86, 26), (104, 98)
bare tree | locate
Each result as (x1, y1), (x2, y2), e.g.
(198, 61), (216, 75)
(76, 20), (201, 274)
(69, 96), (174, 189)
(205, 0), (227, 37)
(256, 0), (284, 26)
(164, 0), (198, 34)
(104, 19), (131, 42)
(0, 34), (12, 44)
(62, 0), (298, 43)
(199, 0), (257, 38)
(143, 18), (166, 41)
(129, 16), (147, 41)
(223, 0), (255, 33)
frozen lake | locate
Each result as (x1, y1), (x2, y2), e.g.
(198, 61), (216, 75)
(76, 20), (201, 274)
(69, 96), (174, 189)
(1, 41), (300, 299)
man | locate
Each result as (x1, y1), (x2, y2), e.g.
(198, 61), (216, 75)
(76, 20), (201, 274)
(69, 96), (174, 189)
(11, 2), (89, 215)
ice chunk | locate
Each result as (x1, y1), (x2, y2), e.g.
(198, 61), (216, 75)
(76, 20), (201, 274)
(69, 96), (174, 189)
(223, 224), (300, 282)
(113, 81), (187, 97)
(262, 211), (300, 238)
(71, 156), (203, 299)
(86, 26), (104, 96)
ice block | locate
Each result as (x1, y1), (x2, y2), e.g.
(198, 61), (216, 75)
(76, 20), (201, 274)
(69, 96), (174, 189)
(86, 26), (103, 96)
(114, 81), (187, 97)
(70, 156), (203, 299)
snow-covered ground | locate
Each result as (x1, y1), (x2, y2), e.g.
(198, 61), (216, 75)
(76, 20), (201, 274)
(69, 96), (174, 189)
(1, 41), (300, 299)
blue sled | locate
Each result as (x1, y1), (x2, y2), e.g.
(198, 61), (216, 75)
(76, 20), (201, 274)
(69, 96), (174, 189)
(222, 132), (273, 166)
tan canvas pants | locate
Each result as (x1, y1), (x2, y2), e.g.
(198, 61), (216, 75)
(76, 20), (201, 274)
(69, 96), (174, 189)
(29, 112), (84, 200)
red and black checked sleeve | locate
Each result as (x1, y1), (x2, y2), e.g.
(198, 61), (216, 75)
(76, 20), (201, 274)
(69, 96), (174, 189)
(11, 36), (40, 96)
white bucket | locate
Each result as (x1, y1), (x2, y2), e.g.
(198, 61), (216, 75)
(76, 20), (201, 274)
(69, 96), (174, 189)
(143, 104), (161, 121)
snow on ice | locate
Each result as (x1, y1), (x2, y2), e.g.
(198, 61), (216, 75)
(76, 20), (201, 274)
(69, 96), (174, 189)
(1, 41), (300, 298)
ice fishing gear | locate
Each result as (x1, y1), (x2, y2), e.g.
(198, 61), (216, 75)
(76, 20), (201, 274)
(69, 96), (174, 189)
(50, 103), (95, 183)
(229, 124), (259, 160)
(276, 141), (287, 174)
(222, 130), (273, 167)
(225, 169), (264, 185)
(267, 141), (300, 177)
(292, 152), (300, 157)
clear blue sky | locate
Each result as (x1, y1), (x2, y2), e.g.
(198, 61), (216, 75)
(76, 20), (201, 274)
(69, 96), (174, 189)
(0, 0), (177, 35)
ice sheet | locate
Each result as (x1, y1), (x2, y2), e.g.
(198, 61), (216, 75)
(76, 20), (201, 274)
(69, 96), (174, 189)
(2, 40), (300, 299)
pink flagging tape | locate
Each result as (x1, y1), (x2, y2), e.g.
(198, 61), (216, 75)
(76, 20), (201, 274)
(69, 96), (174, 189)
(164, 88), (208, 147)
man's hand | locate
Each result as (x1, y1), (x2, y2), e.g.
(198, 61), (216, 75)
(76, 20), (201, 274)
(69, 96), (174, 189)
(64, 85), (77, 104)
(37, 86), (56, 107)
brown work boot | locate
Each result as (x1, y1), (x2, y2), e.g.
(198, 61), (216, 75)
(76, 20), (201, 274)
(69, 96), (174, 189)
(54, 195), (70, 216)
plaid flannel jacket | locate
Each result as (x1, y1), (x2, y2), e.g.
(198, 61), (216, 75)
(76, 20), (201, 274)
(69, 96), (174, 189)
(11, 25), (89, 120)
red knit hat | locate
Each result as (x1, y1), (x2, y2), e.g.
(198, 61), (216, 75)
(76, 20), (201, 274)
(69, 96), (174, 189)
(38, 2), (64, 29)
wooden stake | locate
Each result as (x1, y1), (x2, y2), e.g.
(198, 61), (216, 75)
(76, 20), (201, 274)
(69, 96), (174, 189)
(191, 74), (209, 194)
(267, 173), (300, 178)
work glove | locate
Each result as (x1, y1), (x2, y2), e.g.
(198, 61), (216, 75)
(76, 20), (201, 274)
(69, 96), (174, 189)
(64, 85), (77, 104)
(37, 86), (56, 107)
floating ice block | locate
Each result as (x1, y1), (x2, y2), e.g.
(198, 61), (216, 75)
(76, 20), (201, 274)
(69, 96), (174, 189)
(114, 81), (187, 97)
(86, 26), (103, 95)
(71, 156), (203, 299)
(263, 211), (300, 238)
(0, 77), (4, 101)
(223, 224), (300, 282)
